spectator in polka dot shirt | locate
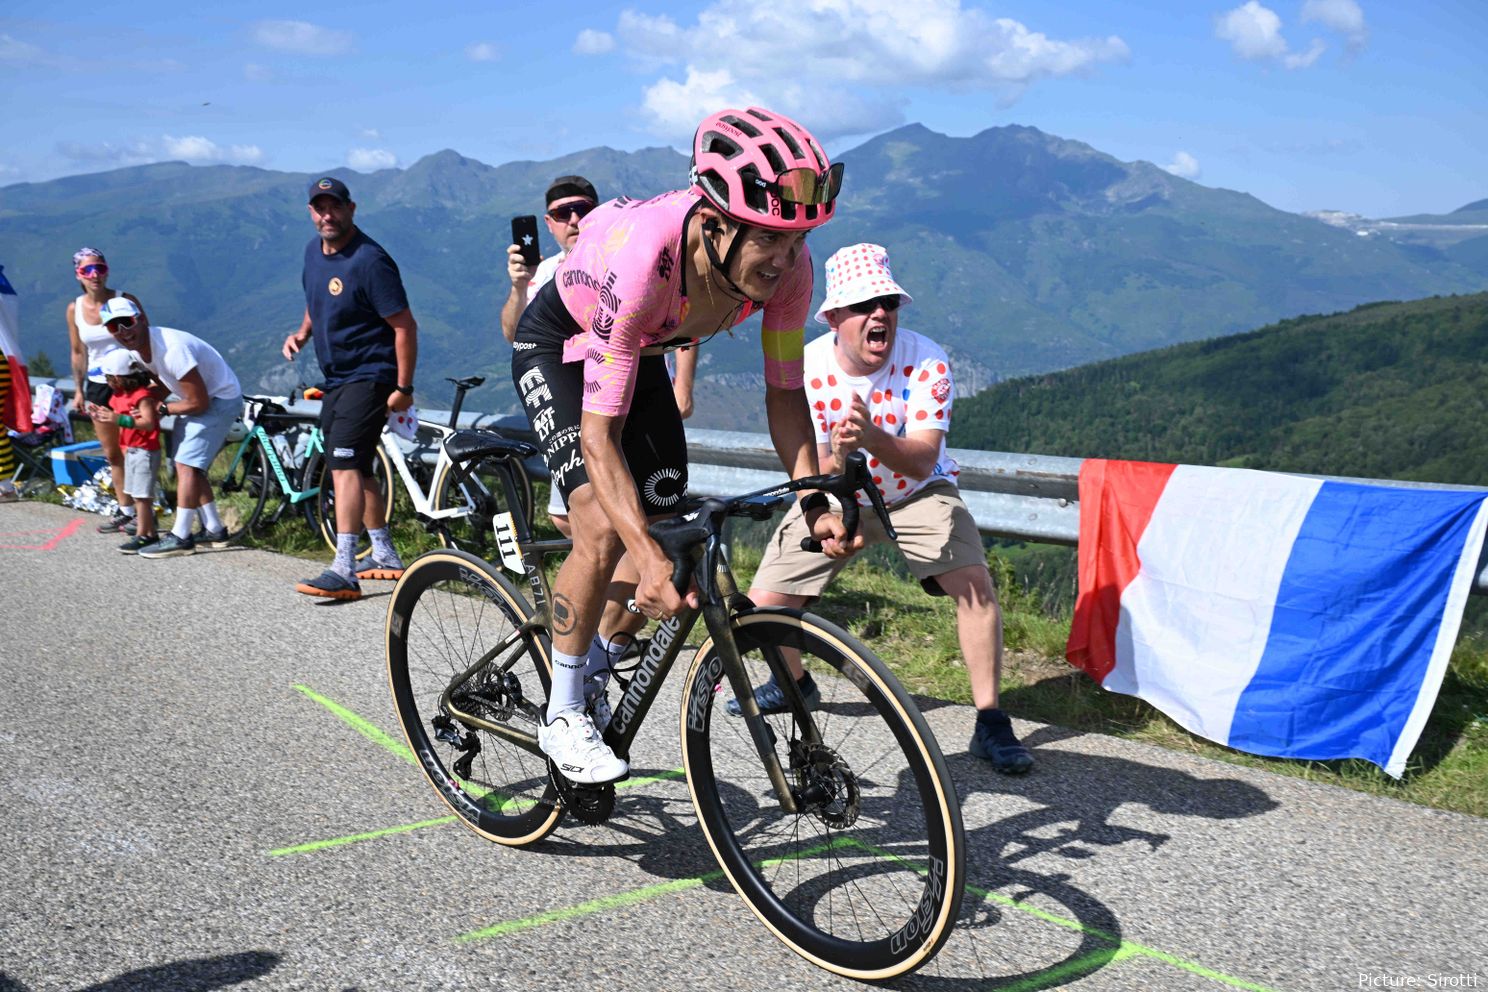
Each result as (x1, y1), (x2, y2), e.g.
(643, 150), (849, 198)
(728, 243), (1033, 775)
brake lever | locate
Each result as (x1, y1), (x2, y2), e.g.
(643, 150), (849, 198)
(799, 451), (875, 554)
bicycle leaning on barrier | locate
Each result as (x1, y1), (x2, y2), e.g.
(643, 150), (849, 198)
(383, 450), (966, 981)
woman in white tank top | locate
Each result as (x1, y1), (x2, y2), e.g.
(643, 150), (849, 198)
(66, 248), (148, 529)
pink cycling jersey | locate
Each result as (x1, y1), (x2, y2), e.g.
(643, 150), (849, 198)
(552, 189), (812, 416)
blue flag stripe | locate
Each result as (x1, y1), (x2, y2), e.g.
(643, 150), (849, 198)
(1228, 481), (1487, 771)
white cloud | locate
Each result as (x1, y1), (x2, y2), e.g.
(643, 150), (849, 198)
(244, 62), (273, 81)
(1163, 151), (1201, 179)
(347, 148), (397, 171)
(573, 29), (615, 55)
(604, 0), (1129, 141)
(57, 135), (264, 169)
(465, 42), (499, 62)
(1216, 1), (1331, 68)
(251, 20), (353, 56)
(1301, 0), (1367, 50)
(359, 128), (382, 140)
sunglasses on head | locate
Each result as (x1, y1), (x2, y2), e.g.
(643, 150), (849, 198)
(755, 162), (845, 206)
(78, 263), (108, 277)
(846, 294), (901, 316)
(546, 200), (595, 222)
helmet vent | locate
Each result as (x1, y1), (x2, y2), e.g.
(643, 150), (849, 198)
(745, 108), (772, 122)
(721, 115), (762, 139)
(760, 142), (786, 177)
(773, 127), (804, 161)
(703, 131), (743, 159)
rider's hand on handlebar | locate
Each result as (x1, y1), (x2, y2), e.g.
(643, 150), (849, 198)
(634, 549), (698, 620)
(806, 505), (865, 560)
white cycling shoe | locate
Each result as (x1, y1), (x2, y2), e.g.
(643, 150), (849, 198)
(585, 674), (612, 733)
(539, 710), (628, 784)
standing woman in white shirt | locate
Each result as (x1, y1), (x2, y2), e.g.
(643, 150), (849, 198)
(65, 248), (147, 532)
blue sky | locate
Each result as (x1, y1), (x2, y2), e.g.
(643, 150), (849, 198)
(2, 0), (1483, 218)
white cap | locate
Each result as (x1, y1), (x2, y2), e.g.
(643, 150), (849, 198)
(98, 297), (141, 324)
(100, 350), (138, 377)
(813, 243), (912, 324)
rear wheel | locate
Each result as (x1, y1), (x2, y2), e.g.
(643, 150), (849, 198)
(385, 549), (563, 845)
(679, 608), (965, 981)
(430, 454), (534, 559)
(206, 437), (273, 541)
(303, 447), (394, 560)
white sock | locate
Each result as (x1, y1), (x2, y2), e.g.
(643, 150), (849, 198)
(172, 508), (198, 540)
(121, 504), (138, 519)
(332, 533), (359, 579)
(197, 500), (223, 532)
(546, 649), (588, 723)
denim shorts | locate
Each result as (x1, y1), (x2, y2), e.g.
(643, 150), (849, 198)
(173, 394), (242, 471)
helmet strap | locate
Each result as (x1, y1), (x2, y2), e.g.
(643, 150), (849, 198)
(701, 217), (759, 305)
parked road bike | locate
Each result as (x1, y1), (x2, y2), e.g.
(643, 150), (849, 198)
(206, 391), (326, 542)
(384, 452), (966, 980)
(301, 375), (534, 558)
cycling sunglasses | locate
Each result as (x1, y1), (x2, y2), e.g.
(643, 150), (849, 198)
(105, 316), (136, 330)
(846, 294), (902, 316)
(546, 200), (596, 222)
(756, 162), (845, 206)
(78, 263), (109, 277)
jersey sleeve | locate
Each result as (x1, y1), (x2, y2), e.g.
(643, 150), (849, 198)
(906, 337), (954, 433)
(758, 242), (812, 391)
(164, 341), (199, 383)
(580, 218), (675, 417)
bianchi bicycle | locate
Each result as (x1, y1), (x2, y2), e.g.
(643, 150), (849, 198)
(207, 391), (325, 542)
(384, 452), (966, 980)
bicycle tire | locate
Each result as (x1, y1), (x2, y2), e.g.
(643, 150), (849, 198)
(385, 548), (564, 846)
(303, 447), (394, 561)
(207, 436), (272, 541)
(429, 453), (534, 559)
(679, 608), (965, 981)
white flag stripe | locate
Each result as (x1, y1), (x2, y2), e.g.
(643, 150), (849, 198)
(1108, 465), (1323, 743)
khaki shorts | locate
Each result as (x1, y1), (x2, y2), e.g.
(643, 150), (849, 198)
(750, 480), (985, 598)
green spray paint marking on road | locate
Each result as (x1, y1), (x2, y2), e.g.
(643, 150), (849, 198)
(274, 686), (684, 856)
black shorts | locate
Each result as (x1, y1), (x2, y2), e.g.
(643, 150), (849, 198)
(84, 380), (113, 407)
(320, 379), (394, 474)
(511, 282), (687, 516)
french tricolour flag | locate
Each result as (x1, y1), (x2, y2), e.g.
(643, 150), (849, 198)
(1066, 459), (1488, 777)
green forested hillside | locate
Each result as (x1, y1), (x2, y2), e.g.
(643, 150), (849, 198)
(949, 293), (1488, 486)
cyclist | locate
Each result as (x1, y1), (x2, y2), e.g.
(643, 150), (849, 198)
(511, 107), (856, 783)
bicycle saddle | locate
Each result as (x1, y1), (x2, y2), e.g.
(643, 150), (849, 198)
(444, 429), (536, 463)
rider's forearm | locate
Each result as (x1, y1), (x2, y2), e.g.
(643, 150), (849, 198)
(764, 385), (822, 481)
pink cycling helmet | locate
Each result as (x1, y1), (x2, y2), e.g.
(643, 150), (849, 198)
(690, 107), (842, 231)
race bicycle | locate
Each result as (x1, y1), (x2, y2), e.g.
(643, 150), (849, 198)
(206, 391), (325, 542)
(384, 452), (966, 980)
(302, 375), (534, 558)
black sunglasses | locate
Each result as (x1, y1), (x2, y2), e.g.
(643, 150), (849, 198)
(846, 295), (901, 315)
(106, 317), (136, 330)
(546, 201), (596, 222)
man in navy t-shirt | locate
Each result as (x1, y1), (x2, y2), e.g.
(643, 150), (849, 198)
(283, 175), (418, 600)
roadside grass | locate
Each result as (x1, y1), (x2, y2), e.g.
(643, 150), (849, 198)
(34, 469), (1488, 818)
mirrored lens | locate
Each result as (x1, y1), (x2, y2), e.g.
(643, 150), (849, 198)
(106, 316), (135, 330)
(546, 201), (595, 222)
(846, 295), (901, 315)
(773, 162), (844, 205)
(79, 264), (108, 276)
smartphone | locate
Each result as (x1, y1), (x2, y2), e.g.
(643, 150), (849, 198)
(511, 215), (540, 267)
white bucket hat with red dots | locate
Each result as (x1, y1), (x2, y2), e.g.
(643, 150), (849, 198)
(814, 242), (913, 324)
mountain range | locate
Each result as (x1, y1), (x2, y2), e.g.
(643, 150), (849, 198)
(2, 124), (1483, 425)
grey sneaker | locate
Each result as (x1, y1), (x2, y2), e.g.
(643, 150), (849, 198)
(96, 512), (131, 533)
(138, 532), (196, 558)
(118, 535), (159, 555)
(726, 673), (820, 717)
(197, 526), (231, 549)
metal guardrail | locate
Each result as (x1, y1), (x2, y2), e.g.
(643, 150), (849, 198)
(39, 377), (1488, 592)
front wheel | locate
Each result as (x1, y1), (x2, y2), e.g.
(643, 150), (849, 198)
(206, 436), (273, 541)
(430, 453), (534, 559)
(679, 608), (965, 981)
(385, 549), (563, 846)
(303, 447), (394, 560)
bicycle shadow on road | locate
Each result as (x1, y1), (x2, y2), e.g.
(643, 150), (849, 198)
(0, 950), (280, 992)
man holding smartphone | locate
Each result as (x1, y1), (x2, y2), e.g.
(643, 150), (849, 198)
(500, 175), (599, 343)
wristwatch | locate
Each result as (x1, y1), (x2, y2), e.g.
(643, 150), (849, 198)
(394, 384), (414, 396)
(158, 401), (170, 419)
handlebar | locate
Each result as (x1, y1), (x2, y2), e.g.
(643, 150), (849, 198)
(643, 451), (896, 602)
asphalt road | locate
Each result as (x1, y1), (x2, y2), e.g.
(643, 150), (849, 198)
(2, 499), (1485, 992)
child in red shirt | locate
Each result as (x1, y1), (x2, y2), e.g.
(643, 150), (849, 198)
(88, 352), (162, 553)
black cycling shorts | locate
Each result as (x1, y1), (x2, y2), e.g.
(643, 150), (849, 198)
(320, 379), (394, 474)
(84, 380), (113, 407)
(511, 282), (687, 516)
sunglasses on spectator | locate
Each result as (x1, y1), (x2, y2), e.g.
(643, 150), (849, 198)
(546, 201), (595, 222)
(846, 295), (901, 315)
(78, 264), (109, 277)
(755, 162), (845, 206)
(106, 317), (136, 330)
